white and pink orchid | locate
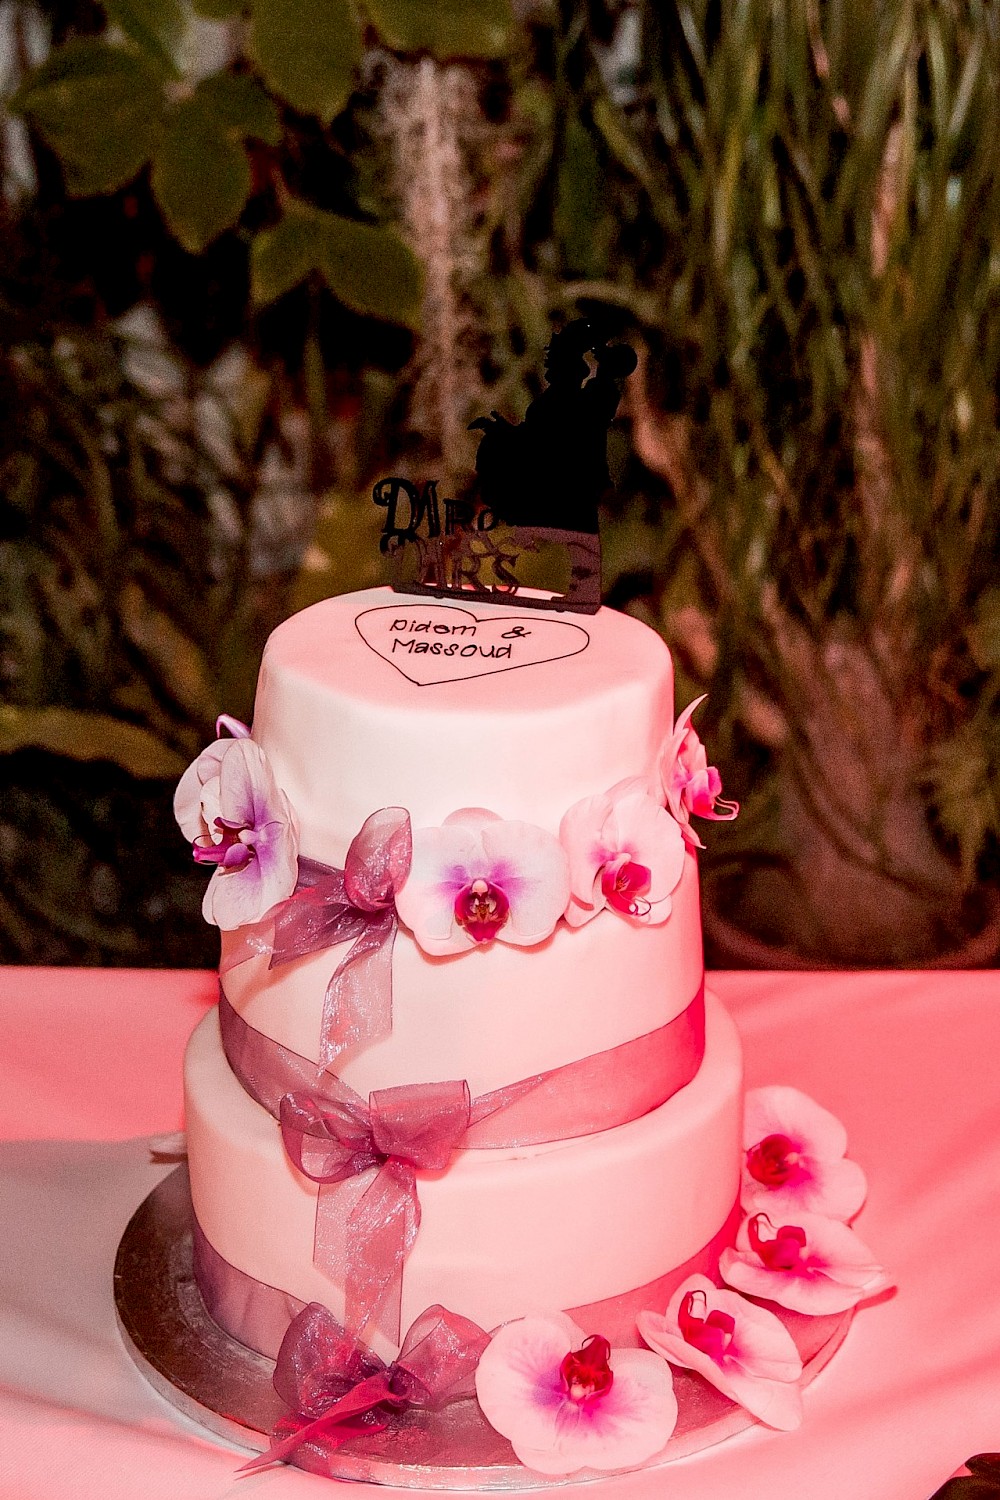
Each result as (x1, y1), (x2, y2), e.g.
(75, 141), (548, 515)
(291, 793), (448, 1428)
(659, 696), (738, 849)
(474, 1313), (678, 1476)
(742, 1086), (867, 1222)
(174, 719), (299, 930)
(720, 1210), (891, 1315)
(394, 810), (570, 957)
(559, 778), (686, 928)
(637, 1274), (803, 1431)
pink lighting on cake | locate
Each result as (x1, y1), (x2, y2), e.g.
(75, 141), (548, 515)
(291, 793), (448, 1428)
(560, 779), (685, 927)
(637, 1274), (803, 1431)
(396, 810), (570, 956)
(720, 1211), (892, 1314)
(659, 696), (739, 848)
(741, 1086), (867, 1221)
(174, 730), (299, 929)
(474, 1312), (678, 1475)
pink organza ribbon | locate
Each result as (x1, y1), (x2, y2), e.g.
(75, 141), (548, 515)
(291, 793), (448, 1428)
(191, 1196), (743, 1362)
(222, 808), (411, 1068)
(219, 985), (704, 1344)
(240, 1300), (489, 1475)
(218, 983), (705, 1150)
(279, 1082), (474, 1344)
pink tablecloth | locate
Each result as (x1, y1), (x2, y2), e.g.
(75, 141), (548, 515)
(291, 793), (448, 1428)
(0, 966), (998, 1500)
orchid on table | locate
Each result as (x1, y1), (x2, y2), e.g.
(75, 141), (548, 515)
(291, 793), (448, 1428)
(174, 717), (299, 929)
(720, 1210), (892, 1315)
(741, 1085), (867, 1222)
(559, 777), (686, 927)
(395, 809), (570, 956)
(659, 696), (739, 848)
(474, 1312), (678, 1475)
(638, 1274), (803, 1431)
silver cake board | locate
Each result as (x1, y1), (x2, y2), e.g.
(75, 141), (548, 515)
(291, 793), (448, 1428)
(115, 1166), (852, 1491)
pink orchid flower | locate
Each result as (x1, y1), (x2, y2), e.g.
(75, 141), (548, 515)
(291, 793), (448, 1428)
(659, 696), (738, 849)
(174, 719), (299, 930)
(559, 777), (686, 927)
(742, 1086), (867, 1222)
(637, 1274), (803, 1431)
(720, 1210), (892, 1315)
(394, 810), (570, 956)
(475, 1313), (678, 1476)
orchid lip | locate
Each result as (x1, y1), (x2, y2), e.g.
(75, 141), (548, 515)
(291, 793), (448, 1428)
(454, 877), (510, 943)
(748, 1213), (808, 1271)
(192, 818), (256, 870)
(559, 1335), (614, 1404)
(747, 1132), (801, 1186)
(600, 855), (653, 917)
(678, 1290), (735, 1361)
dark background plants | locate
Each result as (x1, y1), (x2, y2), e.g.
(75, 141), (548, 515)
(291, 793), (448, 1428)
(3, 0), (998, 966)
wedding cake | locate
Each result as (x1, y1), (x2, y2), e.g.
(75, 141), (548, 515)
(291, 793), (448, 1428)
(180, 587), (742, 1361)
(167, 581), (887, 1481)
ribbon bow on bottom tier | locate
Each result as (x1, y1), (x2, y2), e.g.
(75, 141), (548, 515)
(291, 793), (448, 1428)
(279, 1080), (473, 1343)
(240, 1301), (490, 1475)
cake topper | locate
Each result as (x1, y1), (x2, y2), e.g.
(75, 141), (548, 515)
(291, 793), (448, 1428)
(373, 320), (638, 614)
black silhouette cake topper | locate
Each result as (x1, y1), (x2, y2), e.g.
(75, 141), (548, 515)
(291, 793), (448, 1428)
(373, 320), (638, 614)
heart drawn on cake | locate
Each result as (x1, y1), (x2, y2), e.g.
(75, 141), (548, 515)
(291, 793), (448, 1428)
(355, 604), (590, 686)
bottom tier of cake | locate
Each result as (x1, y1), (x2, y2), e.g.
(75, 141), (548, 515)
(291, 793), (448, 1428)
(184, 993), (743, 1360)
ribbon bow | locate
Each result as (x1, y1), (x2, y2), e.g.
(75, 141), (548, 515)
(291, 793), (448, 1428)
(240, 1300), (489, 1475)
(224, 806), (411, 1067)
(280, 1077), (472, 1342)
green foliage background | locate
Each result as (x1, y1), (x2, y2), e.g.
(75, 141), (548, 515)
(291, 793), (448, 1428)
(3, 0), (999, 964)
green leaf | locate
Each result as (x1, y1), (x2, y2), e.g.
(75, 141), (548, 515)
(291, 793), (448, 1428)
(252, 202), (422, 327)
(365, 0), (514, 59)
(250, 0), (360, 121)
(151, 94), (252, 252)
(8, 40), (165, 195)
(555, 115), (604, 276)
(196, 71), (282, 144)
(251, 206), (326, 303)
(315, 213), (421, 327)
(0, 707), (186, 779)
(103, 0), (185, 76)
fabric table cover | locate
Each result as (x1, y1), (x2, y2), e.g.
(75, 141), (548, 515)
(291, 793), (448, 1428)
(0, 965), (997, 1500)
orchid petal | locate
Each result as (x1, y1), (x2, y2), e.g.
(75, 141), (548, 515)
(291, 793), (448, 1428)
(720, 1212), (892, 1315)
(638, 1276), (803, 1432)
(475, 1316), (677, 1476)
(173, 738), (230, 841)
(742, 1087), (868, 1221)
(479, 821), (569, 945)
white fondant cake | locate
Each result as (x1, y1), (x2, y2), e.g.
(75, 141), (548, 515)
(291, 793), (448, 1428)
(181, 585), (743, 1362)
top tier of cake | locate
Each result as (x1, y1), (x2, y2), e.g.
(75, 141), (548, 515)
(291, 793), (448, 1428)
(220, 587), (704, 1097)
(252, 587), (675, 864)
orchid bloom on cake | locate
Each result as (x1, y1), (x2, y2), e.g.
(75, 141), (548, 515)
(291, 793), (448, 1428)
(174, 717), (299, 930)
(720, 1211), (891, 1315)
(474, 1313), (678, 1475)
(559, 778), (686, 927)
(741, 1086), (867, 1222)
(638, 1275), (803, 1431)
(659, 696), (738, 849)
(394, 810), (569, 956)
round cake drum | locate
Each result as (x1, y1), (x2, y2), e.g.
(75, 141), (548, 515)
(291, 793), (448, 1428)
(114, 1166), (852, 1491)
